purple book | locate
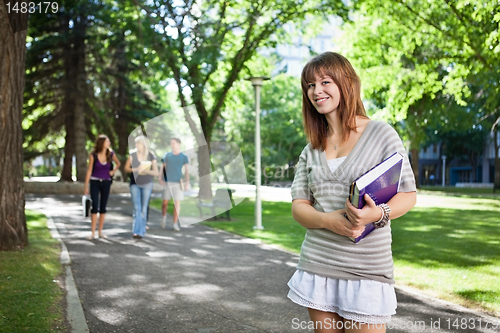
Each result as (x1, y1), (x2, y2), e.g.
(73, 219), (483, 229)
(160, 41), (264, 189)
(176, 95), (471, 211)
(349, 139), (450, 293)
(348, 152), (403, 243)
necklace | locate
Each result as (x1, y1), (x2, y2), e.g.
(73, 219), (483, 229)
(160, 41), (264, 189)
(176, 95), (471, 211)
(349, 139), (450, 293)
(326, 129), (340, 150)
(327, 136), (340, 150)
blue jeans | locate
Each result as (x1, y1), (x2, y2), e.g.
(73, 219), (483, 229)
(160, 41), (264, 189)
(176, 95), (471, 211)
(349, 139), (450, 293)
(130, 183), (153, 237)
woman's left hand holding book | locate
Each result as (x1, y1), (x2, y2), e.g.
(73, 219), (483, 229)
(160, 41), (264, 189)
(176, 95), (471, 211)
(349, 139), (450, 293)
(344, 194), (383, 228)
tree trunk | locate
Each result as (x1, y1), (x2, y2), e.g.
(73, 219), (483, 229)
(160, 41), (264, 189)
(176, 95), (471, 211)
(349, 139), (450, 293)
(494, 129), (500, 191)
(469, 152), (477, 183)
(60, 115), (75, 181)
(182, 105), (213, 198)
(115, 115), (129, 180)
(0, 4), (28, 250)
(407, 105), (422, 188)
(60, 15), (75, 181)
(197, 143), (213, 198)
(115, 114), (128, 180)
(59, 9), (87, 182)
(114, 34), (128, 179)
(73, 11), (88, 181)
(410, 147), (420, 188)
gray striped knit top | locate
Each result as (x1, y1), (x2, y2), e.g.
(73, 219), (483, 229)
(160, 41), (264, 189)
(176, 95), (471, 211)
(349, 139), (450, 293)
(291, 120), (416, 284)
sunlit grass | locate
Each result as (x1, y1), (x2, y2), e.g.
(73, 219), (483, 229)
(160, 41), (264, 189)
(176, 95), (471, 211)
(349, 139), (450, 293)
(392, 202), (500, 315)
(0, 210), (66, 332)
(150, 196), (201, 217)
(203, 198), (305, 253)
(419, 185), (500, 197)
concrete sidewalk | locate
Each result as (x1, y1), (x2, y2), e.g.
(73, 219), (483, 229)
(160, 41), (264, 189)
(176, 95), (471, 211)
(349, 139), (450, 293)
(26, 194), (498, 333)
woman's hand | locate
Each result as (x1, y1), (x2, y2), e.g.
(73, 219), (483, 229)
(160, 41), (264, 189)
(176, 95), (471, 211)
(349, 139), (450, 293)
(322, 209), (365, 238)
(344, 194), (383, 227)
(292, 200), (364, 238)
(109, 170), (115, 177)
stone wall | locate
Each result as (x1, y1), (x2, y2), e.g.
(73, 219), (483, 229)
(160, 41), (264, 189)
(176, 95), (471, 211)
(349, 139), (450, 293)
(24, 181), (164, 194)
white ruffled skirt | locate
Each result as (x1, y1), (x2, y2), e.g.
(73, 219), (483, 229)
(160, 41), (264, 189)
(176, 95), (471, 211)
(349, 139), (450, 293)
(287, 270), (397, 324)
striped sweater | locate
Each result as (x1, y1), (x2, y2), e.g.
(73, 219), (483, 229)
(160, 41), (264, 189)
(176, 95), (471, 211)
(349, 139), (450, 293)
(291, 120), (416, 284)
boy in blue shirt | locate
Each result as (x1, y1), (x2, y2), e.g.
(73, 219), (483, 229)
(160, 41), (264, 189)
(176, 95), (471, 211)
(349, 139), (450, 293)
(159, 138), (189, 231)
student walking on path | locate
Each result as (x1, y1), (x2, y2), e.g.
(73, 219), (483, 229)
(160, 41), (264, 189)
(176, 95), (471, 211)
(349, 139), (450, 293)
(84, 134), (121, 240)
(159, 138), (189, 231)
(288, 52), (417, 333)
(124, 136), (158, 239)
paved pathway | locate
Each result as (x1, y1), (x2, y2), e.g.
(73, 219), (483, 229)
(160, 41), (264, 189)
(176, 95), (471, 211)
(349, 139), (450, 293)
(25, 194), (498, 333)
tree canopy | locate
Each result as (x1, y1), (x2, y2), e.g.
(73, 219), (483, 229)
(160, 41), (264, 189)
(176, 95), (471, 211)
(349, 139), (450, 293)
(339, 0), (499, 186)
(21, 0), (499, 189)
(128, 0), (347, 195)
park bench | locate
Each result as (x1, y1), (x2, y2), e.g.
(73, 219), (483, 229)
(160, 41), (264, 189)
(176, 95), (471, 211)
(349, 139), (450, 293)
(197, 188), (235, 220)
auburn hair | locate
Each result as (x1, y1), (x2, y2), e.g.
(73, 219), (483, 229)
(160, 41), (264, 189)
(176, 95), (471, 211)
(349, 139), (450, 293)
(300, 52), (368, 150)
(92, 134), (112, 162)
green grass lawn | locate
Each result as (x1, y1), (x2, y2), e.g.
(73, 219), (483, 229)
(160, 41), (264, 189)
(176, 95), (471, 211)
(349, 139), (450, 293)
(188, 193), (500, 316)
(0, 211), (67, 333)
(392, 205), (500, 315)
(419, 185), (500, 197)
(150, 197), (201, 218)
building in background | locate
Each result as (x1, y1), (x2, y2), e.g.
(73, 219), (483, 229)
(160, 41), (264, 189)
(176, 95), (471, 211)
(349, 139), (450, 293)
(273, 18), (340, 76)
(418, 133), (498, 187)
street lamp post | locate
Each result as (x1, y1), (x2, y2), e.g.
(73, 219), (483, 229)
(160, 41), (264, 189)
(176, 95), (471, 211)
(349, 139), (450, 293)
(246, 76), (269, 230)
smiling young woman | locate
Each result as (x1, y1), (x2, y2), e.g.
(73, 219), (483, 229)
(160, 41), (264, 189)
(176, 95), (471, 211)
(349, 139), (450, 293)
(287, 52), (417, 333)
(300, 52), (368, 153)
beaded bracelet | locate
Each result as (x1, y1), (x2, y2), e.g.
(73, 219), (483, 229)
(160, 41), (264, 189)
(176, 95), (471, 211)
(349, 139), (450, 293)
(373, 203), (391, 228)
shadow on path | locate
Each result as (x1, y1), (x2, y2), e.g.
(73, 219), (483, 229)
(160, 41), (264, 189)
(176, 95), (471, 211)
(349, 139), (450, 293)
(25, 194), (498, 333)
